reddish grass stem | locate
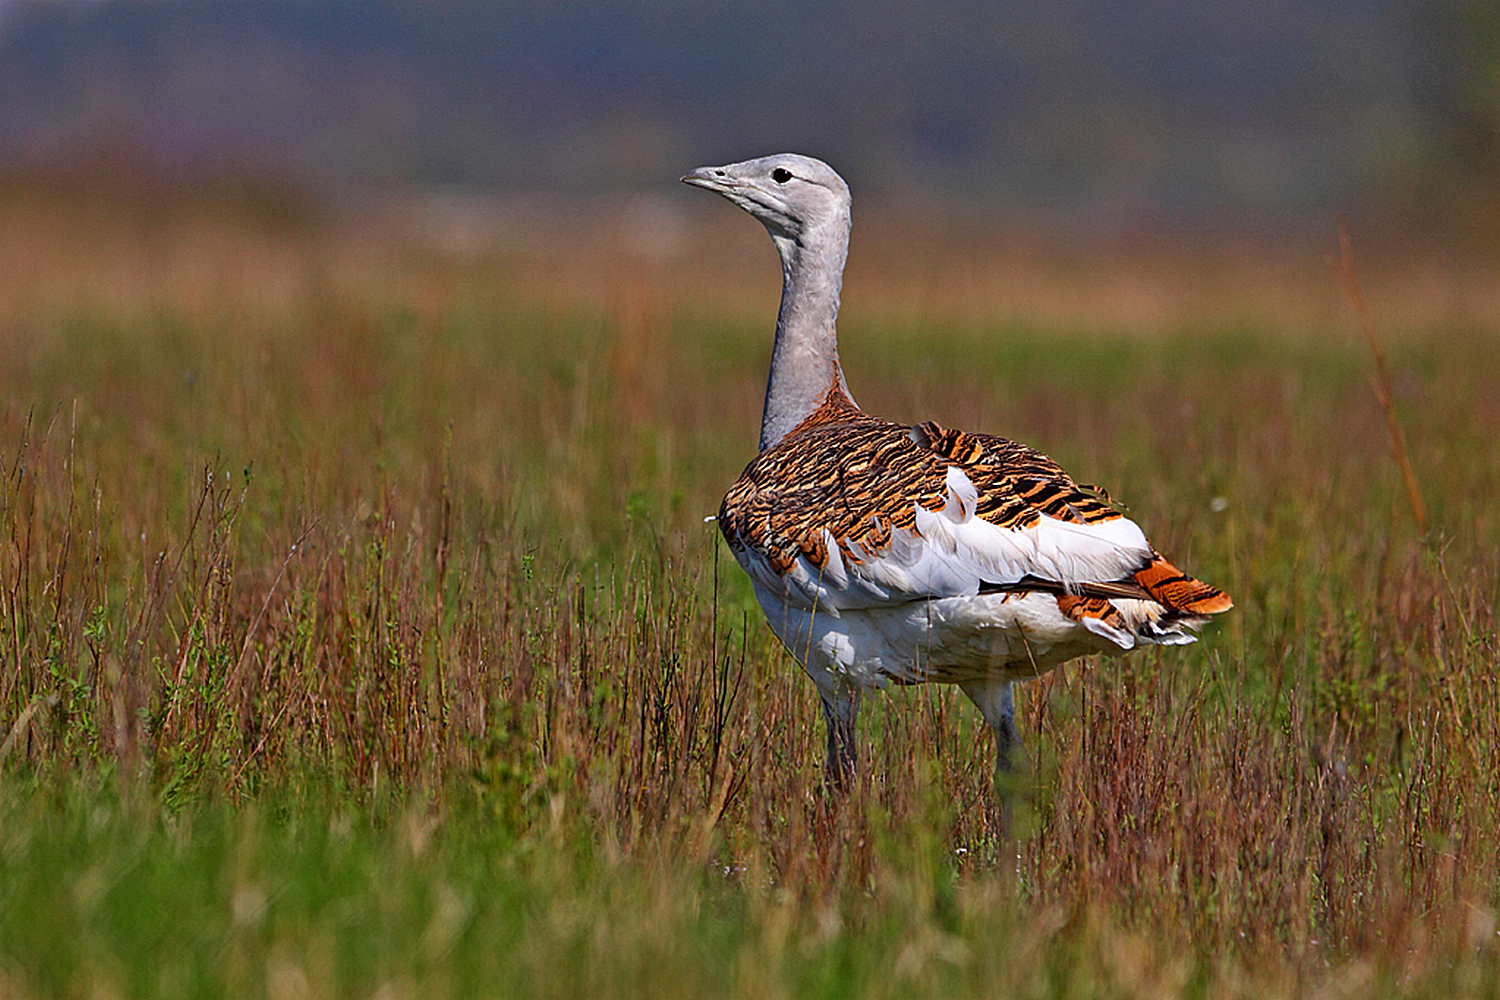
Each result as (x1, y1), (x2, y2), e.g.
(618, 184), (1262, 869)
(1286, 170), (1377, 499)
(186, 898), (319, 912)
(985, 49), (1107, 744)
(1335, 218), (1429, 537)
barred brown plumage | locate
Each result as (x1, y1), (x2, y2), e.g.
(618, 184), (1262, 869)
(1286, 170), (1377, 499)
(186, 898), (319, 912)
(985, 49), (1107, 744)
(683, 152), (1231, 796)
(718, 385), (1131, 573)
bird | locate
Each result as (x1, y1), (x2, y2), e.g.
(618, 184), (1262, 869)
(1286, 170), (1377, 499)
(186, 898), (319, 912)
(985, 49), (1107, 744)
(681, 153), (1231, 791)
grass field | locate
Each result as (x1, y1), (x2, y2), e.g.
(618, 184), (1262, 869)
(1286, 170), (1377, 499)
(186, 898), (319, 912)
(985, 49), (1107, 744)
(1, 174), (1498, 998)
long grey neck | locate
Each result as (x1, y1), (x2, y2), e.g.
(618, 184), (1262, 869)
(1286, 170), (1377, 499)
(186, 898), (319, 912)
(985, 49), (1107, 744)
(760, 217), (855, 452)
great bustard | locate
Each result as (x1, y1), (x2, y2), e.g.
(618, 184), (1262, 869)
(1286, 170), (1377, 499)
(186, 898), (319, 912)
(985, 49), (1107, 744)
(682, 153), (1231, 789)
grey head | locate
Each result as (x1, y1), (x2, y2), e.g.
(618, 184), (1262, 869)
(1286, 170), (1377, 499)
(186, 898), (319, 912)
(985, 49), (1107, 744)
(681, 153), (851, 243)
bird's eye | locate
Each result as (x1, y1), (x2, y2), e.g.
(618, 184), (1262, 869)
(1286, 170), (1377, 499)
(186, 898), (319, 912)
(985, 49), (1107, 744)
(772, 168), (792, 184)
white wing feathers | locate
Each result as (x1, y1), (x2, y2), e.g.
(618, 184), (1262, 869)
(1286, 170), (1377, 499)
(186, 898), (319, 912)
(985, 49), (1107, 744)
(739, 466), (1153, 615)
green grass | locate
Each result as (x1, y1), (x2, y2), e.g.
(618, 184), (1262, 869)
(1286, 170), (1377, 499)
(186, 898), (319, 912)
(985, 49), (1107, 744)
(0, 777), (1237, 1000)
(1, 186), (1498, 997)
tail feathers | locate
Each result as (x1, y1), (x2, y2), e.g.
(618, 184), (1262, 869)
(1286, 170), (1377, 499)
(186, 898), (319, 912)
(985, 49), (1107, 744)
(1133, 556), (1233, 616)
(1055, 592), (1204, 650)
(1054, 557), (1230, 651)
(1056, 594), (1135, 648)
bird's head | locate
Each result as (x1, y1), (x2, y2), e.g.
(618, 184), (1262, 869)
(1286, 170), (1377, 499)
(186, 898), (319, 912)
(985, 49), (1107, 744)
(681, 153), (850, 242)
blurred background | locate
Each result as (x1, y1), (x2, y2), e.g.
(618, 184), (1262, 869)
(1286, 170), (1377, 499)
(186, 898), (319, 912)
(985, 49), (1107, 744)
(3, 0), (1499, 211)
(0, 0), (1496, 332)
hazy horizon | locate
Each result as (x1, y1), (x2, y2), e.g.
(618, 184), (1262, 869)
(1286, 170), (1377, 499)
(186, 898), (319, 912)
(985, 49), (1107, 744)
(2, 0), (1485, 230)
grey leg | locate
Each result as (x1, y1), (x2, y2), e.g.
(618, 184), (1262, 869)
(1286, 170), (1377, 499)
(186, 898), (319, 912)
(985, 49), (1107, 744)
(959, 678), (1027, 781)
(819, 683), (861, 789)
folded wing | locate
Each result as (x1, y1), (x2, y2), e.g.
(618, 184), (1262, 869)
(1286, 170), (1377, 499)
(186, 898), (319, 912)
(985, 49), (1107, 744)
(718, 410), (1230, 648)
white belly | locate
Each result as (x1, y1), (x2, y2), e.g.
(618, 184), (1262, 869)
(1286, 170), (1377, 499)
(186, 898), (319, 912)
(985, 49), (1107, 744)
(753, 585), (1121, 689)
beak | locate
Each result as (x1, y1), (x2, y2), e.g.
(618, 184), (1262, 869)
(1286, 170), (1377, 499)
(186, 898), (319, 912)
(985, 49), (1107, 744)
(680, 165), (731, 191)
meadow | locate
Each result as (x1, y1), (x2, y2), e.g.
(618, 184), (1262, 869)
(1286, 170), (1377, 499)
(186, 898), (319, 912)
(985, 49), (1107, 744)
(1, 171), (1498, 998)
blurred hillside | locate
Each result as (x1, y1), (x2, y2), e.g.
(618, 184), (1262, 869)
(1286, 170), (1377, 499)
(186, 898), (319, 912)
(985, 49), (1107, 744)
(1, 0), (1495, 228)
